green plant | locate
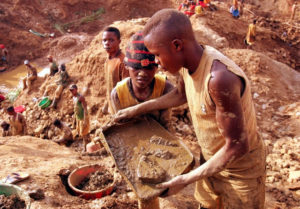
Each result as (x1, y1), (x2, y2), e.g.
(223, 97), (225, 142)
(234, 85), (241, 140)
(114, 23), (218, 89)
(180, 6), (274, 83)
(7, 89), (21, 103)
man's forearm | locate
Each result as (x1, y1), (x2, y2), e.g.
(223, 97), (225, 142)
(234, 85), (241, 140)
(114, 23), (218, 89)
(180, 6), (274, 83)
(133, 88), (187, 115)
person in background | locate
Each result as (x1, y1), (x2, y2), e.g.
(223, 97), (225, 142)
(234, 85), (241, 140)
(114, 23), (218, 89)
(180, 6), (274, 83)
(1, 121), (10, 137)
(6, 106), (27, 136)
(43, 63), (70, 109)
(0, 44), (9, 66)
(53, 119), (73, 145)
(47, 55), (59, 76)
(69, 84), (90, 152)
(22, 60), (38, 92)
(101, 26), (128, 114)
(245, 19), (257, 46)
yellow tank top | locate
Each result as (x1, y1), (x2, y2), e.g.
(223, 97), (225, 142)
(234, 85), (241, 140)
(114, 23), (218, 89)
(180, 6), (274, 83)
(180, 45), (265, 178)
(116, 74), (166, 109)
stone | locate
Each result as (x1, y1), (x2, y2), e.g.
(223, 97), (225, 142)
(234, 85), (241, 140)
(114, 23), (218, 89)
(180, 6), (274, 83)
(288, 170), (300, 183)
(28, 188), (45, 200)
(253, 92), (259, 99)
(34, 125), (44, 135)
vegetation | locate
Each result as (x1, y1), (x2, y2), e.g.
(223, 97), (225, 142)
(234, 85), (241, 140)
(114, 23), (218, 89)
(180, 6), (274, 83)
(53, 8), (105, 34)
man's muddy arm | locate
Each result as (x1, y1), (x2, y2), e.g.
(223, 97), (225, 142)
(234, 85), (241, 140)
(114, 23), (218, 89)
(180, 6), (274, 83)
(114, 85), (186, 122)
(110, 88), (122, 114)
(157, 65), (249, 195)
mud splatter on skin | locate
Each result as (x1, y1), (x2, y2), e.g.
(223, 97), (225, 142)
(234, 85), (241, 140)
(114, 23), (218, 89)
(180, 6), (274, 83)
(222, 112), (237, 118)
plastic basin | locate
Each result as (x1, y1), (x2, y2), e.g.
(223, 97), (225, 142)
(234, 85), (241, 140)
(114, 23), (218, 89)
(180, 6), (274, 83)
(0, 183), (31, 209)
(68, 164), (115, 200)
(38, 97), (51, 109)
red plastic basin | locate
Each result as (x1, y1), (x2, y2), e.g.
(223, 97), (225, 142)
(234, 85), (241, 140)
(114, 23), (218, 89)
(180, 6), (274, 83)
(68, 164), (115, 200)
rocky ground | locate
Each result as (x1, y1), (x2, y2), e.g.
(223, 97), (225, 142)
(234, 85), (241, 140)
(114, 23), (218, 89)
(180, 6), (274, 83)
(0, 0), (300, 208)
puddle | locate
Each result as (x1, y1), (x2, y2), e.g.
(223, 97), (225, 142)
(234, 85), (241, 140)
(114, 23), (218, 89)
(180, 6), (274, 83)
(0, 63), (50, 92)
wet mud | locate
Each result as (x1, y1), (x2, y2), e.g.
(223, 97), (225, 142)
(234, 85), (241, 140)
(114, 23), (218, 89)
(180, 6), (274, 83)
(102, 118), (194, 200)
(137, 155), (166, 184)
(0, 194), (26, 209)
(76, 170), (114, 191)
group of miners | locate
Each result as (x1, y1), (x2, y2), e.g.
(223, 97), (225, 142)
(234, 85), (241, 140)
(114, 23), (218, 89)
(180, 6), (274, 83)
(0, 4), (274, 209)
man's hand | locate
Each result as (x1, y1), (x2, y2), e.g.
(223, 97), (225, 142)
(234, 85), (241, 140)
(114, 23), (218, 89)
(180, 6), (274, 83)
(113, 106), (139, 122)
(156, 174), (193, 197)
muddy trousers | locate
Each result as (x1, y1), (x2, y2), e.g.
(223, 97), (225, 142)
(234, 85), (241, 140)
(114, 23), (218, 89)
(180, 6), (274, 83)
(138, 197), (160, 209)
(194, 174), (265, 209)
(22, 75), (37, 91)
(43, 83), (63, 101)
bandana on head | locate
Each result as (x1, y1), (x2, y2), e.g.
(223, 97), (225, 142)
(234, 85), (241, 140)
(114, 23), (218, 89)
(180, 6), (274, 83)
(0, 44), (5, 49)
(124, 32), (158, 69)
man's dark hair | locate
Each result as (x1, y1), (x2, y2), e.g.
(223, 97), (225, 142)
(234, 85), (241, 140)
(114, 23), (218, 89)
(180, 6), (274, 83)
(60, 63), (66, 71)
(1, 121), (10, 131)
(103, 26), (121, 40)
(253, 19), (257, 24)
(6, 106), (14, 113)
(69, 84), (77, 90)
(143, 9), (195, 42)
(53, 119), (61, 127)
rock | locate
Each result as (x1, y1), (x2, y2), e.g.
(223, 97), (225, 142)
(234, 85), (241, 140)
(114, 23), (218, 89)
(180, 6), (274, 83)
(34, 125), (44, 135)
(253, 92), (259, 99)
(288, 170), (300, 183)
(48, 130), (54, 139)
(28, 188), (45, 200)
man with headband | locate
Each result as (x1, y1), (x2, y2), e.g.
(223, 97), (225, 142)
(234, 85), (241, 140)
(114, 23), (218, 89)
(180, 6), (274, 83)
(110, 32), (174, 126)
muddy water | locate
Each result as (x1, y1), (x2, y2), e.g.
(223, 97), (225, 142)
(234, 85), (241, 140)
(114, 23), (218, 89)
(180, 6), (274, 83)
(0, 64), (49, 91)
(102, 118), (194, 200)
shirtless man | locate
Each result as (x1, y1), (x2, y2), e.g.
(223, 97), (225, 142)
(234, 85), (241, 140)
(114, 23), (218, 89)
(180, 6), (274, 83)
(22, 60), (38, 92)
(69, 84), (90, 151)
(53, 119), (73, 145)
(6, 106), (27, 136)
(114, 9), (266, 209)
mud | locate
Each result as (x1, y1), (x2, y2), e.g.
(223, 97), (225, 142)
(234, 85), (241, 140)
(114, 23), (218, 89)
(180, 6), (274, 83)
(137, 155), (166, 184)
(102, 118), (194, 200)
(0, 194), (26, 209)
(150, 135), (179, 147)
(76, 170), (114, 191)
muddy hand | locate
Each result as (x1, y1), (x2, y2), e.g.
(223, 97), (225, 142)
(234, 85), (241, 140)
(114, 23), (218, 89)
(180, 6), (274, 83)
(113, 106), (138, 122)
(156, 175), (188, 197)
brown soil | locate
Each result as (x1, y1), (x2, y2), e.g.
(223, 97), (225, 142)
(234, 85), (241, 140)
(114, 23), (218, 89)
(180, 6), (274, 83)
(0, 0), (300, 208)
(0, 194), (26, 209)
(77, 170), (114, 191)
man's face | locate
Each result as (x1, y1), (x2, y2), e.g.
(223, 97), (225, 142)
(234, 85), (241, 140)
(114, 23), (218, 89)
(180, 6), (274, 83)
(7, 111), (14, 116)
(129, 66), (156, 89)
(69, 88), (77, 96)
(144, 34), (182, 74)
(102, 32), (120, 55)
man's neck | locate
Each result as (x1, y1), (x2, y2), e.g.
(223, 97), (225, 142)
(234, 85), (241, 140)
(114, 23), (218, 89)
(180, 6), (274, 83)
(108, 49), (121, 59)
(130, 79), (154, 102)
(185, 43), (204, 75)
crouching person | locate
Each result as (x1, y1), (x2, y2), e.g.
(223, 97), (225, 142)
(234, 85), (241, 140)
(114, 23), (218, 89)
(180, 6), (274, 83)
(111, 32), (174, 126)
(53, 119), (73, 145)
(6, 106), (27, 136)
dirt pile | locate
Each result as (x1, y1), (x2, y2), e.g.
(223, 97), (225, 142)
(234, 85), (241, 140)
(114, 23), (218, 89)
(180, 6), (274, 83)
(0, 0), (176, 68)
